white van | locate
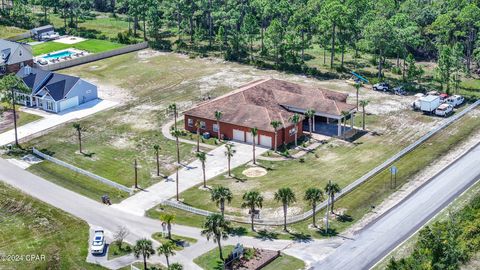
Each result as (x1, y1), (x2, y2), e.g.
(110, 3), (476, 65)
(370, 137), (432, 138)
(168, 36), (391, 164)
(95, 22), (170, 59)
(445, 95), (464, 107)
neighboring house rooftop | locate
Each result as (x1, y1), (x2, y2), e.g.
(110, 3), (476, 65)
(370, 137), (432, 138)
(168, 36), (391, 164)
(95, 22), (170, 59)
(32, 25), (54, 33)
(184, 78), (356, 132)
(0, 39), (32, 65)
(16, 66), (81, 101)
(16, 66), (52, 92)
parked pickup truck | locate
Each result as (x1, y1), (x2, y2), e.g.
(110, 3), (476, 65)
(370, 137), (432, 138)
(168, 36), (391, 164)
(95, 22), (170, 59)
(91, 230), (105, 255)
(435, 104), (454, 117)
(373, 82), (390, 92)
(445, 95), (464, 107)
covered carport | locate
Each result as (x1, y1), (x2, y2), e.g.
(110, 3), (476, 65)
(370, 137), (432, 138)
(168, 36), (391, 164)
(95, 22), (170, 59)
(299, 110), (357, 137)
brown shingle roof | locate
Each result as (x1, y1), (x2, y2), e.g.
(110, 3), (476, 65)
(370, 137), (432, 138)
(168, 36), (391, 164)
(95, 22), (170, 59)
(184, 78), (356, 132)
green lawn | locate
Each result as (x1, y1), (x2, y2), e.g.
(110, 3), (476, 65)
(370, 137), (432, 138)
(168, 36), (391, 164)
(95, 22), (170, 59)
(0, 25), (27, 39)
(33, 39), (124, 56)
(262, 253), (305, 270)
(46, 12), (144, 40)
(194, 245), (235, 270)
(152, 233), (197, 251)
(0, 181), (104, 269)
(27, 160), (129, 203)
(107, 242), (132, 260)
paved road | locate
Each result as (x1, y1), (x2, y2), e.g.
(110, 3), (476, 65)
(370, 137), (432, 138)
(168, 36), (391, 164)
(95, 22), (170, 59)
(0, 156), (296, 269)
(312, 143), (480, 270)
(115, 141), (269, 215)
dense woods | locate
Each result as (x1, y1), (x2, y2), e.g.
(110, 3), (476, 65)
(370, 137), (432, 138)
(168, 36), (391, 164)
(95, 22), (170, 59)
(1, 0), (479, 92)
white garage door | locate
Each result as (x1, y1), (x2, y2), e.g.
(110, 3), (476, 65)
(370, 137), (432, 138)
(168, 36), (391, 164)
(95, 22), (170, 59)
(259, 135), (272, 148)
(245, 132), (254, 144)
(59, 96), (79, 111)
(232, 129), (245, 141)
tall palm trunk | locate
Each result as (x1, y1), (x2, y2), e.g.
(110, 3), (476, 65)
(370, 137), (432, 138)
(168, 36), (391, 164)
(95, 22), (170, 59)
(330, 194), (335, 214)
(362, 106), (366, 130)
(196, 126), (200, 152)
(11, 88), (19, 146)
(175, 168), (179, 201)
(175, 136), (180, 164)
(202, 162), (206, 188)
(283, 204), (288, 231)
(220, 200), (225, 217)
(250, 207), (255, 231)
(167, 222), (172, 239)
(77, 130), (82, 153)
(274, 130), (278, 152)
(143, 254), (147, 270)
(165, 255), (170, 268)
(252, 140), (256, 164)
(217, 236), (224, 261)
(227, 155), (231, 176)
(312, 203), (317, 227)
(217, 120), (220, 140)
(156, 151), (160, 176)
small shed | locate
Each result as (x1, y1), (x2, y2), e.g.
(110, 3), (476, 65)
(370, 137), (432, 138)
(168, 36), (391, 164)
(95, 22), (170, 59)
(31, 25), (57, 41)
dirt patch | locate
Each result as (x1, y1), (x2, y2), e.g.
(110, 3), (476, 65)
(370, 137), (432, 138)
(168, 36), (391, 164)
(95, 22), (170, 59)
(137, 49), (168, 60)
(243, 167), (268, 178)
(87, 78), (133, 103)
(261, 206), (303, 219)
(110, 136), (135, 149)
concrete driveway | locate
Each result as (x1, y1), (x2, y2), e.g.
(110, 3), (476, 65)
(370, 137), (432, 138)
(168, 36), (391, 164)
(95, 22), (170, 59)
(0, 99), (117, 146)
(114, 141), (269, 215)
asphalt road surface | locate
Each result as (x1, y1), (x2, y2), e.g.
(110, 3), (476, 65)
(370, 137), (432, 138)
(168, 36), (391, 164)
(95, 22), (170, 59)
(312, 143), (480, 270)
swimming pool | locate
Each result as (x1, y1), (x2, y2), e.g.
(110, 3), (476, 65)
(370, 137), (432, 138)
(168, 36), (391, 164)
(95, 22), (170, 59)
(42, 50), (75, 60)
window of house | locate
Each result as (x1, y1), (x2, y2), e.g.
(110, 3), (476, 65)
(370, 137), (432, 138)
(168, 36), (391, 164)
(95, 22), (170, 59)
(289, 127), (296, 137)
(200, 121), (206, 129)
(213, 124), (219, 132)
(188, 118), (193, 127)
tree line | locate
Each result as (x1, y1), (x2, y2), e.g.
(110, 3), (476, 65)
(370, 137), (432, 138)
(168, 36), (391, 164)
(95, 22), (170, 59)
(1, 0), (479, 90)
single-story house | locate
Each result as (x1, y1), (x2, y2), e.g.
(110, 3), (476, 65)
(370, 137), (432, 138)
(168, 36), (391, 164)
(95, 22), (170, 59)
(15, 66), (98, 113)
(0, 39), (33, 75)
(183, 78), (357, 149)
(31, 25), (59, 41)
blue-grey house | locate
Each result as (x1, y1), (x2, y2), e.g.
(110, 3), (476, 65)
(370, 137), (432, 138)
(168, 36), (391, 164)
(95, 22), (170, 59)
(15, 66), (98, 113)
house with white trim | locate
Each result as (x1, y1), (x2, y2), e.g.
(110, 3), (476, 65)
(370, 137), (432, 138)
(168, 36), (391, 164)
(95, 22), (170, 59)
(15, 66), (98, 113)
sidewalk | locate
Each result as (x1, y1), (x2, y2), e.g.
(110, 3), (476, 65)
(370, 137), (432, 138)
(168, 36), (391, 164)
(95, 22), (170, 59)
(0, 99), (117, 146)
(114, 141), (269, 215)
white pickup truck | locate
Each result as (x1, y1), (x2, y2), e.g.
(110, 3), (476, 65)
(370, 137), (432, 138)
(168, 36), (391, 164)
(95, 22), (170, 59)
(435, 104), (453, 117)
(91, 230), (106, 255)
(445, 95), (464, 107)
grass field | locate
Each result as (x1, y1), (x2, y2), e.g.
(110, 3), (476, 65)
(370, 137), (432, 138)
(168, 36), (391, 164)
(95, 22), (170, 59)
(107, 242), (132, 260)
(45, 12), (144, 40)
(0, 25), (27, 39)
(152, 233), (197, 251)
(148, 109), (480, 240)
(27, 160), (129, 203)
(0, 107), (43, 134)
(0, 182), (103, 269)
(33, 39), (124, 56)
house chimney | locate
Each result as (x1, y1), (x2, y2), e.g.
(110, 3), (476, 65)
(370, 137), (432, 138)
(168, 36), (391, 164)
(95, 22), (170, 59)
(24, 65), (31, 75)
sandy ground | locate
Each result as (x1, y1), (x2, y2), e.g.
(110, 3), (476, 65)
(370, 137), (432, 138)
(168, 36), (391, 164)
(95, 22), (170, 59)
(343, 126), (480, 238)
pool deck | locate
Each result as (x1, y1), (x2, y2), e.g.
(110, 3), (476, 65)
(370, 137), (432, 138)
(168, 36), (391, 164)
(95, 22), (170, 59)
(35, 48), (89, 66)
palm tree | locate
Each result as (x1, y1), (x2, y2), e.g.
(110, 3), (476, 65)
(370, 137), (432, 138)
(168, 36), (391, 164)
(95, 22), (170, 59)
(304, 188), (324, 227)
(241, 191), (263, 231)
(196, 151), (207, 188)
(224, 143), (236, 176)
(289, 113), (301, 146)
(210, 186), (233, 217)
(195, 120), (201, 152)
(159, 213), (175, 239)
(270, 120), (282, 152)
(274, 188), (296, 231)
(325, 180), (341, 214)
(133, 238), (155, 270)
(354, 83), (362, 110)
(157, 242), (175, 268)
(214, 110), (222, 140)
(73, 123), (83, 153)
(153, 144), (160, 176)
(170, 128), (181, 164)
(169, 103), (178, 129)
(250, 127), (258, 164)
(201, 213), (230, 261)
(340, 111), (350, 138)
(0, 74), (30, 147)
(359, 100), (370, 130)
(305, 109), (316, 137)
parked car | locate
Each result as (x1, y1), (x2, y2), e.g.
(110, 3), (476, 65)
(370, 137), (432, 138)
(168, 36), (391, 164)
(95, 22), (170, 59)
(435, 104), (454, 117)
(91, 230), (105, 255)
(393, 86), (407, 96)
(445, 95), (464, 107)
(427, 90), (440, 96)
(439, 93), (449, 101)
(373, 82), (390, 92)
